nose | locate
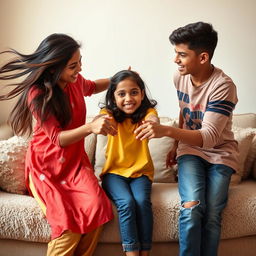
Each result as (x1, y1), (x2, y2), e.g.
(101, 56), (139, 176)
(77, 61), (82, 72)
(125, 93), (132, 101)
(174, 54), (179, 64)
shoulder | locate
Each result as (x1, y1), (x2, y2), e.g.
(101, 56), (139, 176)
(209, 67), (237, 101)
(211, 67), (236, 89)
(145, 108), (158, 120)
(28, 86), (42, 102)
(74, 74), (93, 86)
(100, 108), (113, 117)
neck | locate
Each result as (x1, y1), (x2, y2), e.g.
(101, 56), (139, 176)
(191, 64), (214, 87)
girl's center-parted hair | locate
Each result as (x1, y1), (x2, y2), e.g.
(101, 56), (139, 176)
(101, 70), (157, 123)
(0, 33), (81, 136)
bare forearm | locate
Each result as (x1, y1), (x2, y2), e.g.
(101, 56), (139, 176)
(59, 114), (117, 147)
(94, 78), (110, 94)
(161, 125), (203, 147)
(59, 124), (92, 147)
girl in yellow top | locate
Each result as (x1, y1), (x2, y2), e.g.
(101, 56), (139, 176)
(100, 70), (159, 256)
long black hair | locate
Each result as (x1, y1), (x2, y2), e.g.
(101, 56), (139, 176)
(101, 70), (157, 123)
(0, 33), (80, 135)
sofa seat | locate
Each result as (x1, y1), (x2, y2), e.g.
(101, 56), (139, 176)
(1, 180), (256, 244)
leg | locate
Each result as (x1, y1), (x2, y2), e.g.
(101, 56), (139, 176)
(29, 174), (46, 215)
(74, 226), (103, 256)
(102, 174), (140, 254)
(177, 155), (207, 256)
(130, 176), (153, 255)
(201, 164), (233, 256)
(47, 231), (81, 256)
(29, 174), (82, 256)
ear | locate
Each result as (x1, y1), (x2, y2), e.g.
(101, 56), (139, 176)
(199, 52), (209, 64)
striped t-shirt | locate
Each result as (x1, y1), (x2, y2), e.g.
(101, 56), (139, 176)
(174, 66), (239, 172)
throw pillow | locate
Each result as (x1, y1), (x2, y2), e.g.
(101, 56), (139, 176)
(94, 134), (108, 179)
(232, 127), (256, 183)
(252, 161), (256, 180)
(243, 134), (256, 179)
(0, 136), (29, 194)
(84, 133), (97, 165)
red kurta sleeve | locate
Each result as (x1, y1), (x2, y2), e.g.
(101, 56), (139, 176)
(28, 87), (62, 147)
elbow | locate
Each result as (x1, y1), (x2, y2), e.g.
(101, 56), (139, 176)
(200, 130), (219, 149)
(201, 136), (219, 149)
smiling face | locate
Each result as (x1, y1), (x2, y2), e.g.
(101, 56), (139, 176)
(58, 49), (82, 89)
(114, 78), (144, 114)
(173, 43), (202, 76)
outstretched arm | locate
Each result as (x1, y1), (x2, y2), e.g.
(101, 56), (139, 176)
(93, 78), (110, 94)
(59, 115), (117, 147)
(134, 112), (203, 147)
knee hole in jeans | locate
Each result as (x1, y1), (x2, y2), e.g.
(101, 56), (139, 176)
(182, 201), (199, 208)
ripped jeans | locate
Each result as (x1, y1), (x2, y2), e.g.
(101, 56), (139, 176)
(177, 155), (234, 256)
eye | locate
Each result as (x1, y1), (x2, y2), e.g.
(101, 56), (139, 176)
(117, 92), (126, 97)
(131, 90), (139, 96)
(69, 65), (76, 70)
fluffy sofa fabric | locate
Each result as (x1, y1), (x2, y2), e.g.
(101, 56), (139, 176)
(0, 191), (50, 242)
(0, 136), (29, 195)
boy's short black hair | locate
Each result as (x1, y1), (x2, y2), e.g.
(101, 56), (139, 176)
(169, 21), (218, 60)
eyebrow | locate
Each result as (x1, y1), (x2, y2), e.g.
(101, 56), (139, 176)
(116, 88), (140, 92)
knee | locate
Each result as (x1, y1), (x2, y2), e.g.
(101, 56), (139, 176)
(116, 197), (135, 212)
(182, 201), (200, 209)
(134, 195), (151, 209)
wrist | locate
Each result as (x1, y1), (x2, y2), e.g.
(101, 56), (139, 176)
(83, 123), (92, 135)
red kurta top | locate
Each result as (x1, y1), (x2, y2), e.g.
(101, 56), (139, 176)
(25, 74), (113, 239)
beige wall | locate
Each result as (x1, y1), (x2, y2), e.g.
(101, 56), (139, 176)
(0, 0), (255, 119)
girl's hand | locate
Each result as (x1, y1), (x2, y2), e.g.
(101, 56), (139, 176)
(89, 115), (117, 136)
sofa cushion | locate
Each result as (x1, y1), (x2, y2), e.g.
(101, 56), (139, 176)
(244, 134), (256, 180)
(0, 191), (50, 242)
(1, 180), (256, 243)
(90, 180), (256, 242)
(0, 136), (29, 194)
(252, 161), (256, 180)
(232, 113), (256, 129)
(231, 127), (256, 183)
(84, 133), (97, 165)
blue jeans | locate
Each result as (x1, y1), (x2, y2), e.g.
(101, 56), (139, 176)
(102, 174), (153, 252)
(177, 155), (234, 256)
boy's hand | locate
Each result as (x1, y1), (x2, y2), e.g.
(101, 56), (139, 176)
(134, 120), (163, 140)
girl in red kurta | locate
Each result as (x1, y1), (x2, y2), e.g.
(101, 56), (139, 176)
(0, 33), (116, 256)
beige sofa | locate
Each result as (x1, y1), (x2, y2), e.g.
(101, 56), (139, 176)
(0, 106), (256, 256)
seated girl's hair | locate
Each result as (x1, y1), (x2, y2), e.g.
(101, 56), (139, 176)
(101, 70), (157, 123)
